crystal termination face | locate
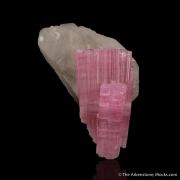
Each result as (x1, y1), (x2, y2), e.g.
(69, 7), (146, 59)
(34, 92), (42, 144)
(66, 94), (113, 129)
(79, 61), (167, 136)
(75, 48), (133, 159)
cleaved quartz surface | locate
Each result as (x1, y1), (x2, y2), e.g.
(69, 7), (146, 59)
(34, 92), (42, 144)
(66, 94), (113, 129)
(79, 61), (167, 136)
(38, 23), (139, 159)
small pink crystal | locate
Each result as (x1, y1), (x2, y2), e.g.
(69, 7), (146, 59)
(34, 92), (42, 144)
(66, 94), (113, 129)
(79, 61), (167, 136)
(75, 48), (133, 159)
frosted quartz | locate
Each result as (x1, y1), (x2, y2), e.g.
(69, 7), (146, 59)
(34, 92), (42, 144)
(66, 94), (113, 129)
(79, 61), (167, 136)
(38, 23), (139, 102)
(75, 49), (133, 159)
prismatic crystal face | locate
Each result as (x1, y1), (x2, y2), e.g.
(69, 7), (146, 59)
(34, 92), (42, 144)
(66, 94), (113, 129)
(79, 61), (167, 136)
(75, 48), (133, 159)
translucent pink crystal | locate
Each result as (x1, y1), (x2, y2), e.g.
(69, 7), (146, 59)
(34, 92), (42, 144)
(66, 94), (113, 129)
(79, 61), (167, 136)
(75, 49), (133, 159)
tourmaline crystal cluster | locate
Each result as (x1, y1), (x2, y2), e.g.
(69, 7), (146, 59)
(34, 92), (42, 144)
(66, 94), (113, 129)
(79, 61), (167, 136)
(38, 23), (139, 159)
(75, 49), (133, 159)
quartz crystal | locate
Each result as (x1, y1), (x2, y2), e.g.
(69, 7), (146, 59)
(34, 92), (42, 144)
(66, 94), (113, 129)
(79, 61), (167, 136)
(38, 23), (139, 159)
(75, 49), (133, 159)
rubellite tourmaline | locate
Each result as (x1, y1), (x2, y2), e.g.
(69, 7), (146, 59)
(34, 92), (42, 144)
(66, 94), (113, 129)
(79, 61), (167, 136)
(75, 48), (133, 159)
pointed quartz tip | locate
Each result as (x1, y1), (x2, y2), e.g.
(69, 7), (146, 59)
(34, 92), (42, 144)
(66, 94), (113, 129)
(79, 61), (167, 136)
(38, 28), (49, 53)
(38, 29), (44, 45)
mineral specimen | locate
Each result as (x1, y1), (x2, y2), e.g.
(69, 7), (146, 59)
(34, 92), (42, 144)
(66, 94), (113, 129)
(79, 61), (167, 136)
(75, 49), (133, 159)
(38, 23), (139, 159)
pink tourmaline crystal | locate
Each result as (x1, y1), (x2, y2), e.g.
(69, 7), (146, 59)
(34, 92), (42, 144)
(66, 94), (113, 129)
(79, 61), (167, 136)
(75, 48), (133, 159)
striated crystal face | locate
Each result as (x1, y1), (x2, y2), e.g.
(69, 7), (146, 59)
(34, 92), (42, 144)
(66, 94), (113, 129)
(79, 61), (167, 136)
(75, 48), (133, 159)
